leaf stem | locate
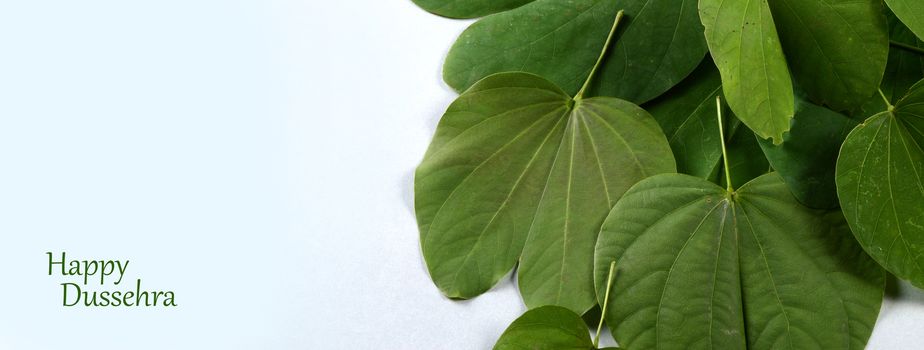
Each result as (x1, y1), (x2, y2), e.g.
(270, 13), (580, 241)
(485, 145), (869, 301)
(593, 261), (617, 348)
(890, 40), (924, 56)
(878, 88), (895, 111)
(717, 96), (734, 193)
(575, 10), (625, 100)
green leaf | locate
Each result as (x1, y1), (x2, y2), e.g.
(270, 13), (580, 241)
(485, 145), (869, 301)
(594, 173), (885, 349)
(836, 79), (924, 288)
(411, 0), (534, 19)
(494, 306), (596, 350)
(443, 0), (707, 103)
(767, 0), (889, 112)
(885, 0), (924, 41)
(416, 72), (674, 312)
(759, 99), (859, 209)
(699, 0), (795, 144)
(646, 59), (723, 179)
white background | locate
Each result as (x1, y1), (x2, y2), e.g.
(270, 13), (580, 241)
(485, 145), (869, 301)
(0, 1), (921, 349)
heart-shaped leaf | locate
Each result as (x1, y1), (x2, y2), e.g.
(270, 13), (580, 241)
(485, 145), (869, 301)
(759, 99), (859, 209)
(768, 0), (889, 112)
(411, 0), (534, 19)
(836, 79), (924, 288)
(443, 0), (707, 104)
(699, 0), (794, 144)
(416, 72), (674, 312)
(594, 173), (885, 349)
(884, 0), (924, 41)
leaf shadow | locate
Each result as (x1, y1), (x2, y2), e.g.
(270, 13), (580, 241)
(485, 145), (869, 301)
(885, 273), (924, 304)
(401, 169), (416, 218)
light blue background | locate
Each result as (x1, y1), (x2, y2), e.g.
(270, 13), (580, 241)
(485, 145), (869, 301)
(0, 1), (922, 349)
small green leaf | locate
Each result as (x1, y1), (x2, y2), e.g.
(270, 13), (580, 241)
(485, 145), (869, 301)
(494, 305), (624, 350)
(884, 0), (924, 41)
(837, 79), (924, 288)
(416, 72), (674, 312)
(411, 0), (534, 19)
(759, 99), (859, 209)
(767, 0), (889, 112)
(699, 0), (794, 144)
(443, 0), (707, 103)
(594, 173), (885, 349)
(493, 305), (596, 350)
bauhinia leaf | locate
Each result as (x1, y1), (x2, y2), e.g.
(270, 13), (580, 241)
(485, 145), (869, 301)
(767, 0), (888, 112)
(415, 72), (674, 312)
(836, 79), (924, 288)
(759, 98), (859, 209)
(884, 0), (924, 41)
(443, 0), (707, 104)
(594, 173), (885, 349)
(699, 0), (794, 144)
(411, 0), (534, 19)
(493, 306), (597, 350)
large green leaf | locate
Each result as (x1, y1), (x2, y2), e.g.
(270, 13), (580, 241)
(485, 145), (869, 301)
(766, 0), (888, 112)
(416, 72), (674, 312)
(836, 79), (924, 288)
(885, 0), (924, 41)
(594, 173), (885, 349)
(493, 306), (596, 350)
(646, 59), (723, 179)
(411, 0), (534, 19)
(443, 0), (707, 104)
(759, 99), (859, 209)
(699, 0), (794, 144)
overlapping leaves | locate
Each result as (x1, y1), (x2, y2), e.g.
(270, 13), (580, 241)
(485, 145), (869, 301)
(884, 0), (924, 41)
(699, 0), (888, 144)
(409, 0), (924, 348)
(594, 173), (885, 349)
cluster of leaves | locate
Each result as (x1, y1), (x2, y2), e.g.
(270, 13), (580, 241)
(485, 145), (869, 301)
(412, 0), (924, 348)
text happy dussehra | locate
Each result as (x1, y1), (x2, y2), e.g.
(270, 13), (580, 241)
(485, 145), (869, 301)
(47, 252), (177, 307)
